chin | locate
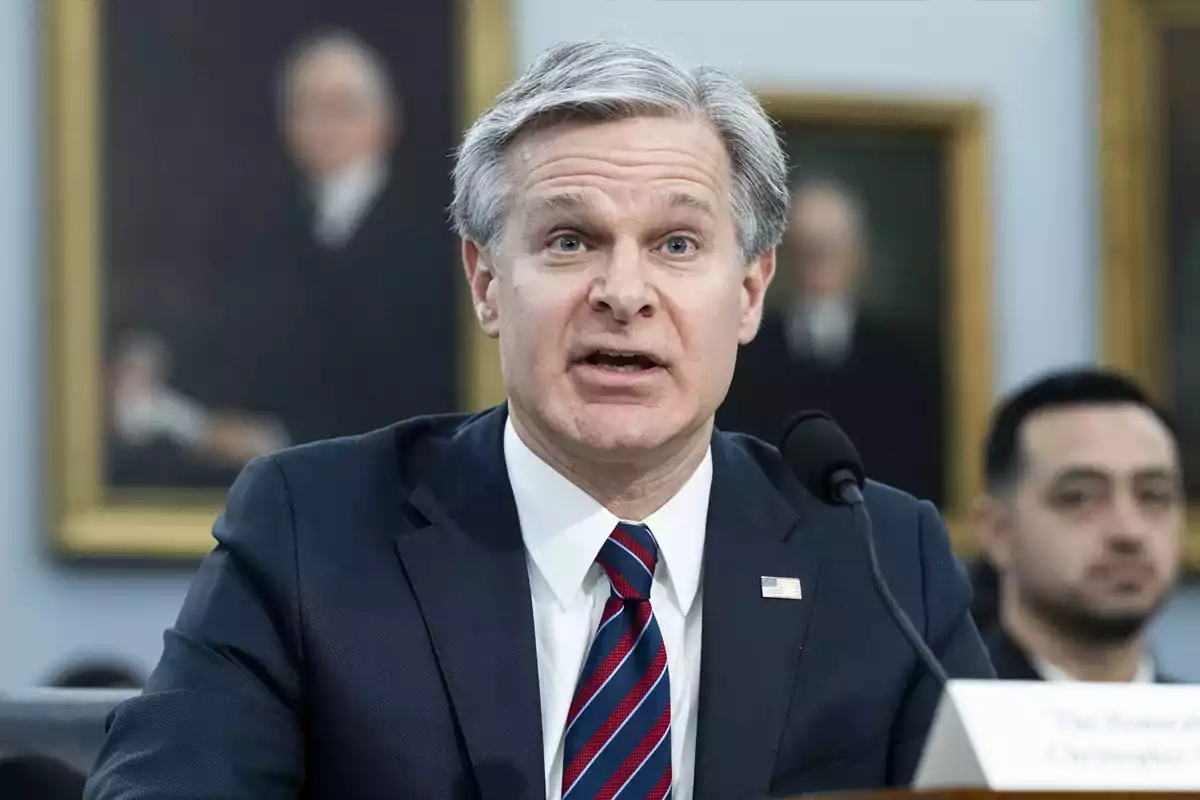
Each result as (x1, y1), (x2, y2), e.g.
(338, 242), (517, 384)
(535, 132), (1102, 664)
(1042, 594), (1163, 645)
(560, 402), (692, 457)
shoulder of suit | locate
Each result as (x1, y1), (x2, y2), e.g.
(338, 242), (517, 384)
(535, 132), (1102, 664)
(714, 430), (927, 507)
(713, 428), (789, 485)
(862, 478), (926, 516)
(267, 410), (482, 494)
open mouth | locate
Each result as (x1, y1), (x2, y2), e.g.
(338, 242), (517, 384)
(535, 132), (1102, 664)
(578, 349), (664, 373)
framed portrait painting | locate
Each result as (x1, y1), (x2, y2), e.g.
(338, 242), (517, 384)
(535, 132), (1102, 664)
(717, 94), (991, 553)
(1100, 0), (1200, 569)
(45, 0), (510, 559)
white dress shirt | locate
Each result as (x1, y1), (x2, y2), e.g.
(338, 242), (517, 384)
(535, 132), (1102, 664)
(1032, 655), (1156, 683)
(504, 419), (711, 800)
(311, 157), (387, 248)
(785, 297), (856, 363)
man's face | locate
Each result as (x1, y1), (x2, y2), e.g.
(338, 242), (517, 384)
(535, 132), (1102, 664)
(990, 405), (1183, 641)
(786, 187), (862, 300)
(464, 116), (774, 461)
(285, 46), (391, 180)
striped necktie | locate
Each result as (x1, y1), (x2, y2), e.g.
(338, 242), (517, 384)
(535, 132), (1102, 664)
(561, 522), (673, 800)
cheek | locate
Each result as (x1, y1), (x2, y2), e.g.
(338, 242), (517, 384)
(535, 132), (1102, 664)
(1013, 519), (1091, 578)
(670, 282), (745, 376)
(500, 276), (579, 361)
(357, 118), (387, 151)
(1151, 518), (1184, 566)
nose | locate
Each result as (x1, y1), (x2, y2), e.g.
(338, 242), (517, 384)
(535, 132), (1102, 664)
(588, 239), (656, 322)
(1103, 491), (1152, 554)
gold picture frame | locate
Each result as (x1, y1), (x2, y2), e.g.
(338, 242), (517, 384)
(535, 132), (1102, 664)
(1099, 0), (1200, 570)
(44, 0), (511, 559)
(757, 93), (993, 555)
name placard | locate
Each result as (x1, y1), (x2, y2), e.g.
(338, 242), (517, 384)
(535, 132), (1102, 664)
(915, 679), (1200, 791)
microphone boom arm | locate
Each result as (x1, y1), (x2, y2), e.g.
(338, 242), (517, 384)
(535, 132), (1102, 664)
(832, 469), (951, 687)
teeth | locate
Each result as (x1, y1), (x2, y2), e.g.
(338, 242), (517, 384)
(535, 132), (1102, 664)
(580, 349), (660, 370)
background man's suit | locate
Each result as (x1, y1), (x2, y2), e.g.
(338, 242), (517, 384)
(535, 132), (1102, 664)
(86, 407), (994, 799)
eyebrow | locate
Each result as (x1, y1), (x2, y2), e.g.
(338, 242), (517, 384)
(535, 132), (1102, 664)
(525, 192), (601, 218)
(524, 191), (717, 221)
(1050, 466), (1179, 484)
(662, 192), (717, 219)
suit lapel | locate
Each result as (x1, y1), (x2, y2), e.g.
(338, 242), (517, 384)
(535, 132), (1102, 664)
(393, 407), (545, 800)
(983, 625), (1043, 682)
(694, 434), (838, 800)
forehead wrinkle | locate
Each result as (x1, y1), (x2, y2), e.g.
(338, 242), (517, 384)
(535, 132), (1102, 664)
(516, 154), (725, 199)
(523, 186), (715, 218)
(518, 188), (715, 235)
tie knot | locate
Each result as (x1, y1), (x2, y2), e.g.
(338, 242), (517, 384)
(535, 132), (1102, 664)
(597, 523), (659, 601)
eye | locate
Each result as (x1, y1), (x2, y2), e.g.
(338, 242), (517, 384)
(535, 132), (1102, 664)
(660, 235), (698, 257)
(1139, 488), (1178, 508)
(1050, 489), (1095, 512)
(549, 233), (587, 254)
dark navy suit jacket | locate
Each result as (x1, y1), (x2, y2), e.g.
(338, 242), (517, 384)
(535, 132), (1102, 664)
(85, 406), (994, 799)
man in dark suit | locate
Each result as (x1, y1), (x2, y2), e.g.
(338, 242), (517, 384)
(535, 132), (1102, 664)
(971, 369), (1185, 683)
(718, 178), (942, 505)
(85, 39), (993, 800)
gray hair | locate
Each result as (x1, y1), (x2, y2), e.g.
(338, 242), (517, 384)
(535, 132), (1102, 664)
(451, 40), (790, 262)
(277, 28), (398, 118)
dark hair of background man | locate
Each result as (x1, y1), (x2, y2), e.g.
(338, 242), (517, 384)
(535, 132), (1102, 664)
(982, 367), (1177, 494)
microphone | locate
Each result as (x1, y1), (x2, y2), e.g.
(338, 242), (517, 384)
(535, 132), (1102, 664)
(781, 410), (950, 686)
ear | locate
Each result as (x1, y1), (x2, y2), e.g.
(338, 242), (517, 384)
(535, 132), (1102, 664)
(738, 247), (777, 344)
(462, 238), (500, 338)
(971, 493), (1014, 571)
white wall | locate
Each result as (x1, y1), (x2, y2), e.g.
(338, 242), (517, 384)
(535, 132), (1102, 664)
(0, 0), (189, 687)
(0, 0), (1194, 688)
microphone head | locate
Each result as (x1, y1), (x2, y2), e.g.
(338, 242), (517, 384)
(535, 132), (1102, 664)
(779, 410), (866, 505)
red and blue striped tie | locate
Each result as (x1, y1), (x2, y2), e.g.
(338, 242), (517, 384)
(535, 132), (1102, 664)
(561, 522), (673, 800)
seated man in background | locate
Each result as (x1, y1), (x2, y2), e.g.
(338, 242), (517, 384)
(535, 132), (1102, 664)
(972, 368), (1184, 682)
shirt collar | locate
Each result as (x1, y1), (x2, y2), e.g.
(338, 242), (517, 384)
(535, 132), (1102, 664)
(1032, 654), (1157, 683)
(504, 417), (711, 615)
(785, 296), (855, 355)
(311, 158), (387, 238)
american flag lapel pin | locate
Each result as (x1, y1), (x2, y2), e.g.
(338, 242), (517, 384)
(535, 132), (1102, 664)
(761, 576), (803, 600)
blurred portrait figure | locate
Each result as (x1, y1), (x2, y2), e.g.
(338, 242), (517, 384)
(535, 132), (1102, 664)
(780, 179), (881, 365)
(972, 369), (1184, 683)
(282, 30), (397, 250)
(720, 172), (941, 503)
(104, 8), (459, 491)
